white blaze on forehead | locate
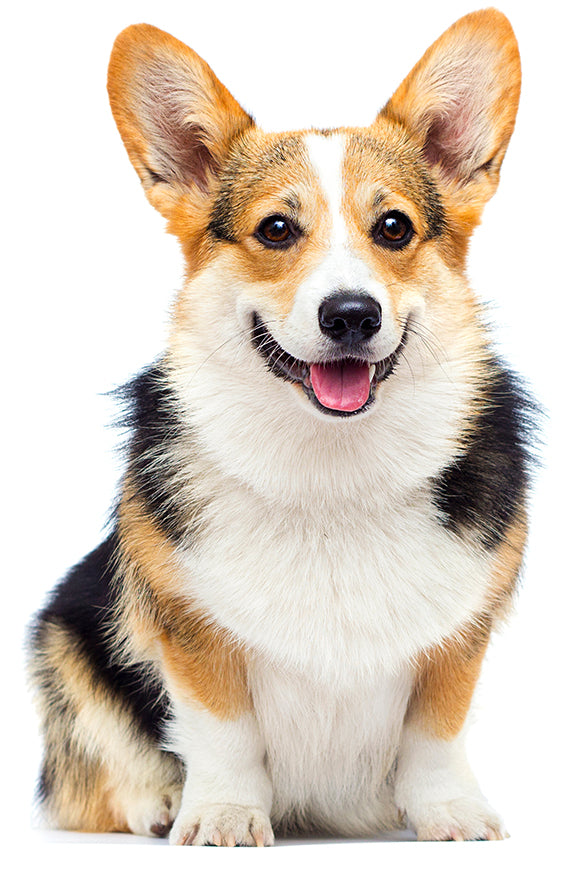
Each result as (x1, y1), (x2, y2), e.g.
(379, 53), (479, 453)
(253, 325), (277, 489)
(280, 131), (397, 362)
(301, 132), (386, 304)
(304, 132), (349, 248)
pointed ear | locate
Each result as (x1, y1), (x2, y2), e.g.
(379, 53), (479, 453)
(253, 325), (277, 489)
(377, 9), (521, 204)
(107, 24), (254, 218)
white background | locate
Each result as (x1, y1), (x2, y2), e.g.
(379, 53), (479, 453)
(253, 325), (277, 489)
(2, 0), (576, 876)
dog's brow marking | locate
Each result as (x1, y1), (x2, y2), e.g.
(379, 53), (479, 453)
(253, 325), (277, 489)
(304, 133), (348, 249)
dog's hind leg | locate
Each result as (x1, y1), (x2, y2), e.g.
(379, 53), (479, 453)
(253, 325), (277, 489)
(29, 609), (183, 837)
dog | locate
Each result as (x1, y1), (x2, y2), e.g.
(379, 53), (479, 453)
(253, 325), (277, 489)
(28, 9), (535, 845)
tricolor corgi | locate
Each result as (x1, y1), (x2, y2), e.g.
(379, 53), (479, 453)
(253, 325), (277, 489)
(28, 9), (535, 845)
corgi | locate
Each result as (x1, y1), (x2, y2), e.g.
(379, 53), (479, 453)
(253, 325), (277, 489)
(28, 9), (535, 845)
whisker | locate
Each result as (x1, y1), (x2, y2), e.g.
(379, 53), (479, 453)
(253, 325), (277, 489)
(404, 327), (428, 377)
(399, 349), (416, 395)
(408, 319), (448, 364)
(269, 342), (298, 379)
(183, 317), (284, 387)
(406, 320), (454, 383)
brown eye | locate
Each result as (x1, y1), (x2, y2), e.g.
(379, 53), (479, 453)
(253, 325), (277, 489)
(255, 215), (299, 249)
(372, 210), (414, 250)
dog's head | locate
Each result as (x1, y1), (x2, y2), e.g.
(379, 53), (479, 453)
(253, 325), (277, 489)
(108, 10), (520, 423)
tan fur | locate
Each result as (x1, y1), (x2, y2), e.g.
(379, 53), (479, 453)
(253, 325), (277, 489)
(488, 510), (528, 618)
(114, 490), (187, 655)
(159, 629), (250, 718)
(107, 24), (253, 215)
(116, 492), (251, 719)
(409, 508), (527, 740)
(29, 621), (154, 833)
(409, 618), (492, 740)
(382, 10), (520, 182)
(107, 24), (255, 278)
(381, 9), (521, 262)
(47, 753), (128, 833)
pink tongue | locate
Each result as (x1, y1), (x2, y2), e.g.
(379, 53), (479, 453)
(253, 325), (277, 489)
(309, 361), (371, 412)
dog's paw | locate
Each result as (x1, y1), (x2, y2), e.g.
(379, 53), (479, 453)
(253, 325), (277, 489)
(169, 803), (274, 847)
(123, 786), (182, 838)
(411, 796), (507, 841)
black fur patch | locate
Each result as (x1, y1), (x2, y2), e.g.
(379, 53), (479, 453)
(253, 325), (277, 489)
(208, 199), (237, 243)
(431, 359), (538, 549)
(118, 363), (203, 544)
(31, 534), (170, 747)
(421, 179), (446, 240)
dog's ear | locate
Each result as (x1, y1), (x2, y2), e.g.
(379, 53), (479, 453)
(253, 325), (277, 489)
(376, 9), (521, 207)
(107, 24), (254, 218)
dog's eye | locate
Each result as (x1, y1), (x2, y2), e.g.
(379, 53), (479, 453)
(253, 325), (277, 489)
(255, 215), (299, 249)
(372, 210), (414, 250)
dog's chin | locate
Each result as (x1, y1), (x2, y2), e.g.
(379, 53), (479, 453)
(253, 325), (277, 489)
(250, 313), (408, 419)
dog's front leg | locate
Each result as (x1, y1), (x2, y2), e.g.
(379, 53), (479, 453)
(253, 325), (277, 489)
(168, 701), (273, 846)
(160, 632), (274, 846)
(394, 620), (506, 841)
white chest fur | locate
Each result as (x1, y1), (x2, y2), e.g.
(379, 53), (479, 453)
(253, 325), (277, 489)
(182, 486), (492, 683)
(249, 660), (413, 835)
(176, 481), (492, 832)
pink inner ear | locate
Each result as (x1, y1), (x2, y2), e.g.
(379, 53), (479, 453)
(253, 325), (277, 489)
(139, 64), (220, 192)
(162, 123), (219, 193)
(146, 109), (219, 193)
(423, 93), (481, 181)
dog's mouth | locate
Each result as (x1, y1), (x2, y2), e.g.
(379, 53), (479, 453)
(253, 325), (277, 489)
(251, 313), (408, 417)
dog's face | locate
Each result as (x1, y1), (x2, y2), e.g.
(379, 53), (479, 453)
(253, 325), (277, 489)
(203, 127), (445, 418)
(108, 11), (520, 422)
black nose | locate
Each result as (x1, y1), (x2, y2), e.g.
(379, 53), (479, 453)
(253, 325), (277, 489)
(318, 292), (382, 346)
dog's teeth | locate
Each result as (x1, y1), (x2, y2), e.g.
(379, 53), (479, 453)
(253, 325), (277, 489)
(369, 364), (376, 382)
